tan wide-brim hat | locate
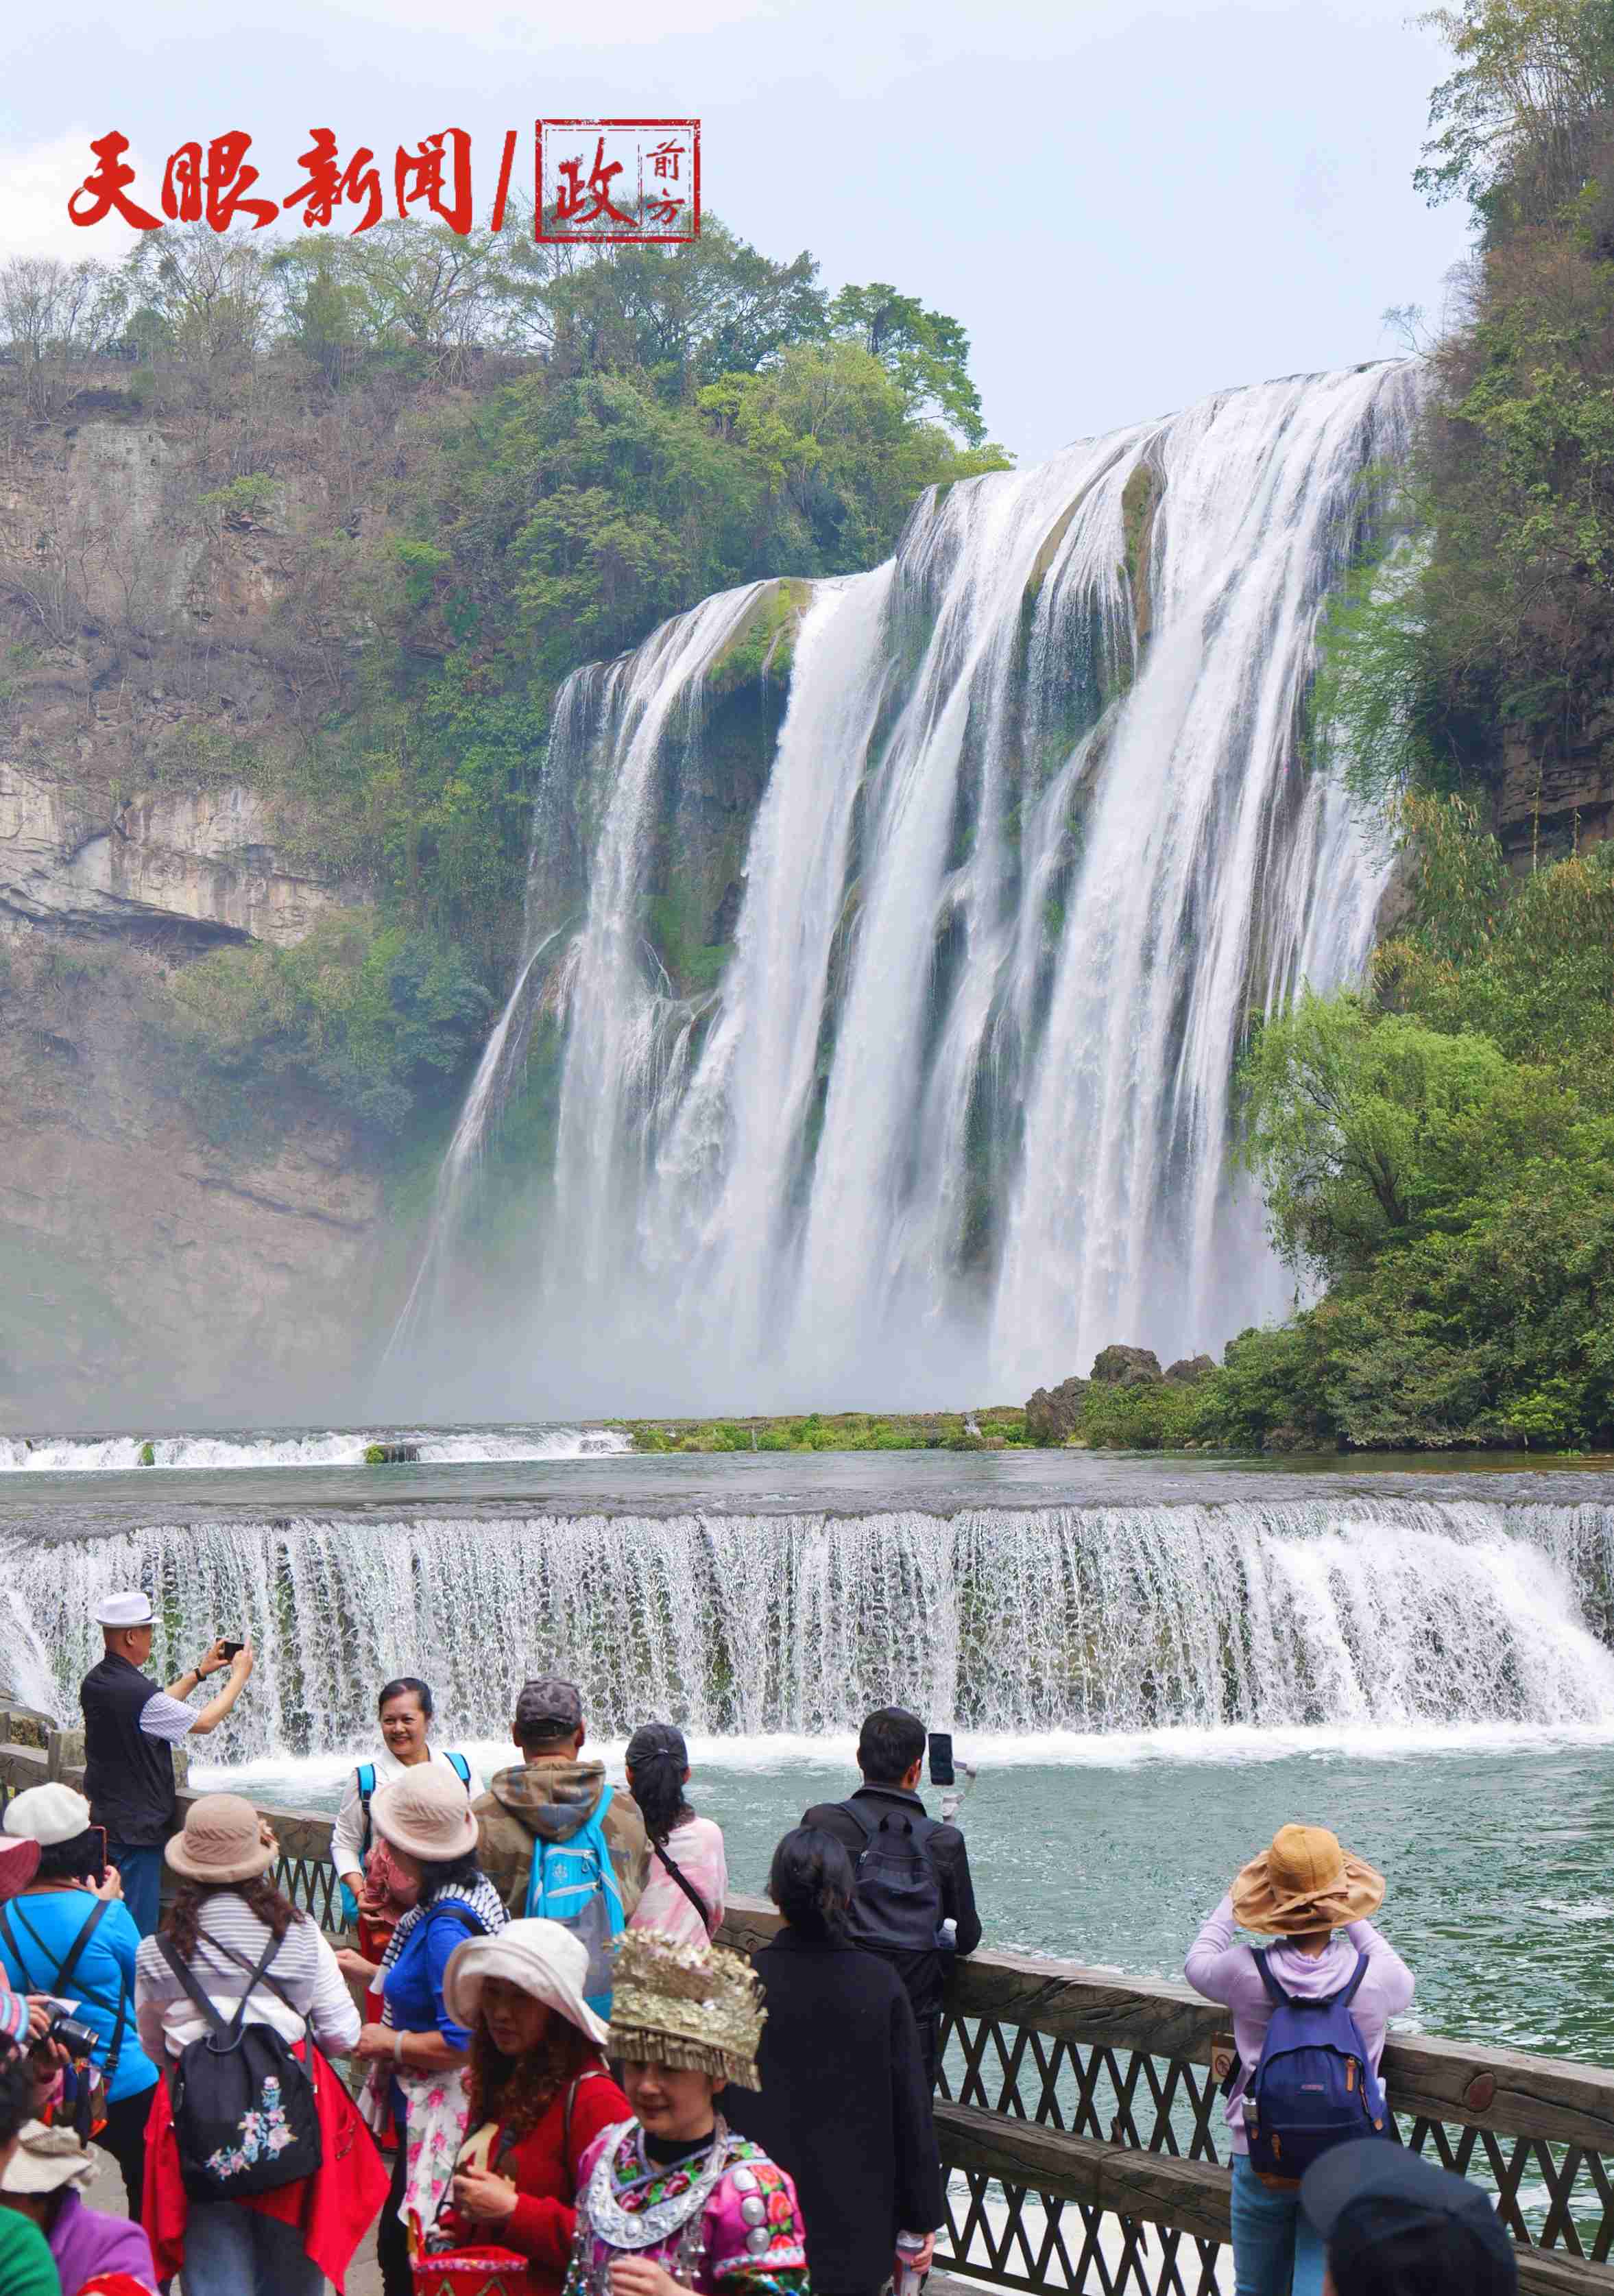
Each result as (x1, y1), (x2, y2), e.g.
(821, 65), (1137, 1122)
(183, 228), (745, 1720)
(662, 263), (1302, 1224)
(1231, 1823), (1385, 1936)
(371, 1765), (478, 1863)
(442, 1917), (608, 2047)
(165, 1794), (278, 1885)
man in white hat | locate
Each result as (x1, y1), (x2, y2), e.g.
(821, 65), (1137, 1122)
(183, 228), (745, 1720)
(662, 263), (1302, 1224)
(78, 1592), (255, 1938)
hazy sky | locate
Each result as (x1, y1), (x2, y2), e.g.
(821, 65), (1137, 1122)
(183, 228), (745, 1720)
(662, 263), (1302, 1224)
(4, 0), (1471, 464)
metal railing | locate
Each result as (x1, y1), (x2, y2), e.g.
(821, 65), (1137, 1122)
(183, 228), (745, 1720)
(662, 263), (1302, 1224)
(5, 1715), (1613, 2295)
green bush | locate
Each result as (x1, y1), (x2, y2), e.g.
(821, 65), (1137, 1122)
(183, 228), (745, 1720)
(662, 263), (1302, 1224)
(170, 909), (493, 1138)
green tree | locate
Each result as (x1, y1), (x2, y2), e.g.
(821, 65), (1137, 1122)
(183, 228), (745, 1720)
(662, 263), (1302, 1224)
(1415, 0), (1614, 225)
(828, 283), (989, 444)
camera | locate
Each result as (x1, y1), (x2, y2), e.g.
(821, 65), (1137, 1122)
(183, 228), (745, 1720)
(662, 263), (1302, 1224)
(219, 1638), (245, 1661)
(42, 2011), (98, 2058)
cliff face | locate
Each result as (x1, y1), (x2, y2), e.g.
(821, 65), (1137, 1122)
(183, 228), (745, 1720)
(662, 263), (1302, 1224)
(0, 407), (388, 1426)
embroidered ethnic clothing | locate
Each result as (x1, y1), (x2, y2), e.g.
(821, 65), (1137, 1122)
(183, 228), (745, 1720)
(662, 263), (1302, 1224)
(563, 2119), (808, 2296)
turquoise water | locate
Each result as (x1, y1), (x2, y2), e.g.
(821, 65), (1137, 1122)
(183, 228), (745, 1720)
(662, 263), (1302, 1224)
(214, 1730), (1614, 2064)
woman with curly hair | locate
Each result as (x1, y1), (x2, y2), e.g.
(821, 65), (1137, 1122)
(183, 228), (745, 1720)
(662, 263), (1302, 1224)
(133, 1795), (387, 2296)
(420, 1919), (627, 2296)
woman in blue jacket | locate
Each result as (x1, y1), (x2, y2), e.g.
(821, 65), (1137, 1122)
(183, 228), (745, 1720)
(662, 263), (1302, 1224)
(0, 1784), (159, 2215)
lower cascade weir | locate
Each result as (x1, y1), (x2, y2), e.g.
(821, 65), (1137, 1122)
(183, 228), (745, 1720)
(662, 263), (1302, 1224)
(5, 1499), (1614, 1763)
(394, 361), (1419, 1405)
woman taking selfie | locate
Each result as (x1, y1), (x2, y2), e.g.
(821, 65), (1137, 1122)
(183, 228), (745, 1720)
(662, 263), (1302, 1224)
(413, 1918), (628, 2294)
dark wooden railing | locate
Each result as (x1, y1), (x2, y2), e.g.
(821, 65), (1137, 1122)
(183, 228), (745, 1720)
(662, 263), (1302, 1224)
(6, 1712), (1614, 2295)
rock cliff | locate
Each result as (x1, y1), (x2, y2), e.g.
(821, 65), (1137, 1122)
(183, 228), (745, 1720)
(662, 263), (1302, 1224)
(0, 405), (388, 1424)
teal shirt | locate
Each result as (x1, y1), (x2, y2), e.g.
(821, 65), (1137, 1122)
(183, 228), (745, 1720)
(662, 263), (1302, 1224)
(0, 1890), (158, 2103)
(0, 2207), (60, 2296)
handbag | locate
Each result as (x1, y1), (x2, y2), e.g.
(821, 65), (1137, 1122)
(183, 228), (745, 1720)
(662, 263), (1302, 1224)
(411, 2123), (527, 2295)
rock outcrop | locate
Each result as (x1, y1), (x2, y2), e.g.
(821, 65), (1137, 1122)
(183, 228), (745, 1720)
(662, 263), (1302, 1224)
(0, 765), (357, 946)
(1090, 1343), (1162, 1387)
(1024, 1375), (1090, 1444)
(1165, 1354), (1215, 1384)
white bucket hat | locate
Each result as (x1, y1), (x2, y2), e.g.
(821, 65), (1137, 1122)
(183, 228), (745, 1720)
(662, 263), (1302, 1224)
(442, 1917), (609, 2047)
(3, 1784), (93, 1848)
(1, 2122), (95, 2197)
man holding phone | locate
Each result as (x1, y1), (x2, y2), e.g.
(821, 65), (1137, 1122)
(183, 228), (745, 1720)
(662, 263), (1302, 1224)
(803, 1705), (982, 2090)
(78, 1592), (255, 1938)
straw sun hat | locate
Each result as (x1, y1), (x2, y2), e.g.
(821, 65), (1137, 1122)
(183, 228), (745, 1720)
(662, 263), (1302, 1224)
(370, 1765), (477, 1863)
(1231, 1823), (1385, 1937)
(442, 1917), (610, 2048)
(165, 1794), (278, 1885)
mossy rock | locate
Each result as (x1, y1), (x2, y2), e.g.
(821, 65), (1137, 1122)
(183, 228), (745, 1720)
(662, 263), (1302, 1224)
(137, 1440), (156, 1467)
(1120, 459), (1166, 645)
(706, 579), (813, 699)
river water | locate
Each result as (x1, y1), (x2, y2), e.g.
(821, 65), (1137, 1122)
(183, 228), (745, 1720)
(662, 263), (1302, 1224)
(5, 1434), (1614, 2066)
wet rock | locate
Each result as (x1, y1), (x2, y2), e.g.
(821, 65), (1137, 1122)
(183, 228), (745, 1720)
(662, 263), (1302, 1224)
(1090, 1344), (1162, 1387)
(1164, 1354), (1215, 1385)
(1024, 1376), (1090, 1444)
(363, 1442), (420, 1465)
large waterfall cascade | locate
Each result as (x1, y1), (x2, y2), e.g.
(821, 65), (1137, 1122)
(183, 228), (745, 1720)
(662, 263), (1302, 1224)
(392, 361), (1418, 1405)
(8, 1498), (1614, 1766)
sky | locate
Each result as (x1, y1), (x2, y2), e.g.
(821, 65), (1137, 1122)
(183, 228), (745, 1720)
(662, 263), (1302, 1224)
(3, 0), (1473, 466)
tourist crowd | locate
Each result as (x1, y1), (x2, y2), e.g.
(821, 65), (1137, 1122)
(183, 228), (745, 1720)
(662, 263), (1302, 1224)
(0, 1589), (1526, 2296)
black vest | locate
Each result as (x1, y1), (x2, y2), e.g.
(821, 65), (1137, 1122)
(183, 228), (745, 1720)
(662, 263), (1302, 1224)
(80, 1653), (178, 1846)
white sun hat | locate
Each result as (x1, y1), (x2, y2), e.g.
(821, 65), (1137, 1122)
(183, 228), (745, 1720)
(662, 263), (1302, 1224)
(94, 1590), (154, 1627)
(442, 1917), (609, 2047)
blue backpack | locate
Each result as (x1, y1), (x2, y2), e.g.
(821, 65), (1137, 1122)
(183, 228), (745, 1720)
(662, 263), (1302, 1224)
(339, 1751), (472, 1928)
(524, 1781), (625, 2017)
(1242, 1949), (1389, 2181)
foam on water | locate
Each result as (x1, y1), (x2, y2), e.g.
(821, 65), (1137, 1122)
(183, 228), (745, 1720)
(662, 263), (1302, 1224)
(0, 1426), (631, 1472)
(10, 1494), (1614, 1765)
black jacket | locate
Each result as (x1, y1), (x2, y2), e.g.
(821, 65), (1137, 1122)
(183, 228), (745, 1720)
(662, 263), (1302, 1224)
(802, 1784), (982, 2022)
(723, 1927), (943, 2291)
(80, 1653), (177, 1846)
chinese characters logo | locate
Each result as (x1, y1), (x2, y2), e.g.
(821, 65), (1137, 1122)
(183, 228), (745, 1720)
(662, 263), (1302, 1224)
(67, 120), (700, 244)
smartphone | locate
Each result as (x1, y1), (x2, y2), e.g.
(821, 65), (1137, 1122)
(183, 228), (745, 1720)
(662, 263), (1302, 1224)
(219, 1638), (245, 1661)
(88, 1825), (107, 1884)
(928, 1731), (955, 1786)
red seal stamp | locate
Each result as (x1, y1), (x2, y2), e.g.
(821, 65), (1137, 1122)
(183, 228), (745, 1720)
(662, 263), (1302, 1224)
(536, 119), (700, 243)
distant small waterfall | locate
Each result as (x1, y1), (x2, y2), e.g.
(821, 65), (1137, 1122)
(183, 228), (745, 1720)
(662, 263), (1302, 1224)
(390, 363), (1419, 1404)
(8, 1498), (1613, 1762)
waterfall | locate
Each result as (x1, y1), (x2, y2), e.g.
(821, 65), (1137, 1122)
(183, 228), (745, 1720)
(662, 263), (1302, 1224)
(394, 363), (1420, 1405)
(8, 1499), (1613, 1762)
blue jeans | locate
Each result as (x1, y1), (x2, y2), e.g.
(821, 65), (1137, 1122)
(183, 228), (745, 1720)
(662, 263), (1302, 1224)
(182, 2201), (324, 2296)
(1230, 2155), (1326, 2296)
(107, 1843), (162, 1938)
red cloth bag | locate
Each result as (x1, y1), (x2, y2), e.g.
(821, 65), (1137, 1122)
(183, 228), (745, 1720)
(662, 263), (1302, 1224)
(144, 2039), (390, 2293)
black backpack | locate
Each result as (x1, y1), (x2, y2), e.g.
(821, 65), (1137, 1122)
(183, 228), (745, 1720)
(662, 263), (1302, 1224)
(845, 1806), (943, 1958)
(158, 1931), (323, 2198)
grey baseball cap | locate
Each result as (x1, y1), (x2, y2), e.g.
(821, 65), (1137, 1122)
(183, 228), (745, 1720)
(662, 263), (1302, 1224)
(515, 1676), (583, 1736)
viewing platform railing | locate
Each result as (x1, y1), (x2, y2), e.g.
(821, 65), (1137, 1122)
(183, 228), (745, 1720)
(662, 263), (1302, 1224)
(5, 1710), (1613, 2296)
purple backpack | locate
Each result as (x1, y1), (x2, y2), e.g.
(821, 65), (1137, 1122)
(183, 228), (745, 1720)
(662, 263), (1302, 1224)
(1242, 1948), (1390, 2179)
